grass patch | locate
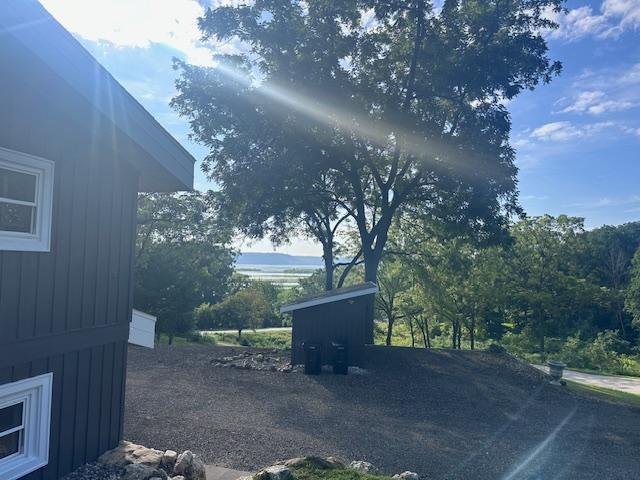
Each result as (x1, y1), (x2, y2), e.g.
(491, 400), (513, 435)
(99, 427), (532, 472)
(289, 460), (390, 480)
(206, 330), (292, 349)
(156, 333), (217, 346)
(565, 380), (640, 408)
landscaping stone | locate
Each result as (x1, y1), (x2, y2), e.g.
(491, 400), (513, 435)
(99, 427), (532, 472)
(131, 447), (164, 467)
(209, 351), (302, 373)
(283, 456), (343, 470)
(393, 472), (419, 480)
(349, 461), (377, 474)
(122, 463), (168, 480)
(171, 477), (186, 480)
(160, 450), (178, 473)
(254, 465), (293, 480)
(96, 441), (164, 469)
(173, 450), (206, 480)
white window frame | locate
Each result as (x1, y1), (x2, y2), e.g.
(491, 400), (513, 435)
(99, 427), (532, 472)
(0, 373), (53, 480)
(0, 147), (54, 252)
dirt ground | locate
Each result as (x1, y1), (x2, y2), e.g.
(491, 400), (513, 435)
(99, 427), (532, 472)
(124, 344), (640, 480)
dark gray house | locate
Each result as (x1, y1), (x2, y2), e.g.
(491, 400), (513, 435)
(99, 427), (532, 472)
(0, 2), (194, 479)
(281, 282), (378, 367)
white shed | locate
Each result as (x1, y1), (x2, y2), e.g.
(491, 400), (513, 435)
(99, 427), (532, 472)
(129, 309), (157, 348)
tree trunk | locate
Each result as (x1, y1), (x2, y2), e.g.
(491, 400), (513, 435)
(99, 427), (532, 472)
(451, 322), (457, 349)
(469, 317), (475, 350)
(168, 333), (174, 346)
(409, 318), (415, 347)
(364, 252), (380, 284)
(238, 328), (242, 338)
(322, 244), (334, 291)
(386, 317), (394, 346)
(417, 318), (427, 348)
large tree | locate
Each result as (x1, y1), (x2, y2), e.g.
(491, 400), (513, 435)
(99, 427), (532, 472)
(134, 192), (235, 342)
(173, 0), (564, 283)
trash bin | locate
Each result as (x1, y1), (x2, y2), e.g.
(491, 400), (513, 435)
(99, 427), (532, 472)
(332, 341), (348, 375)
(303, 342), (322, 375)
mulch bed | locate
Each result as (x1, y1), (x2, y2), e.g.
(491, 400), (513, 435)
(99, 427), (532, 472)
(124, 344), (640, 480)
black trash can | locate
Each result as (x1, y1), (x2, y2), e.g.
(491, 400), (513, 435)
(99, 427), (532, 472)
(303, 342), (322, 375)
(332, 341), (348, 375)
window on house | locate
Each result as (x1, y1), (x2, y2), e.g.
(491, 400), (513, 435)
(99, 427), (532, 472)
(0, 374), (53, 480)
(0, 148), (54, 252)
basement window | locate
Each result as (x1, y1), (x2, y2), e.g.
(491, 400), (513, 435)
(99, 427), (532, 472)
(0, 373), (53, 480)
(0, 148), (54, 252)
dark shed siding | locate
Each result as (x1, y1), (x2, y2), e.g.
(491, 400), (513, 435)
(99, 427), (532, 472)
(0, 31), (139, 480)
(291, 294), (375, 367)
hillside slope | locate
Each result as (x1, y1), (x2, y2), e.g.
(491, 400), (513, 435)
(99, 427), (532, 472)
(125, 345), (639, 480)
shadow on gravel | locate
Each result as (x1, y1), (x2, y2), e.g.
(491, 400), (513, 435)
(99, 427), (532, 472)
(124, 344), (639, 480)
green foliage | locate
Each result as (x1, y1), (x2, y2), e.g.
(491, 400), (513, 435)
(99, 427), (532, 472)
(134, 192), (235, 342)
(195, 286), (270, 335)
(173, 0), (564, 283)
(208, 330), (292, 350)
(501, 331), (640, 376)
(625, 249), (640, 330)
(290, 462), (390, 480)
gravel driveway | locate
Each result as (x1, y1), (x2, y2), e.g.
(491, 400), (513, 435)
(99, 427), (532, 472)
(124, 345), (640, 480)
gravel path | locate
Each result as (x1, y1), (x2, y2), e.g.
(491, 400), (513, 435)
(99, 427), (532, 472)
(125, 345), (640, 480)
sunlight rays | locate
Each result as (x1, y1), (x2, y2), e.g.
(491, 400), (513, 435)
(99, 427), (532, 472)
(501, 407), (577, 480)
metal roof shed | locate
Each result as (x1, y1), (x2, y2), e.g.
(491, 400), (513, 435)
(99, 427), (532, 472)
(281, 282), (378, 367)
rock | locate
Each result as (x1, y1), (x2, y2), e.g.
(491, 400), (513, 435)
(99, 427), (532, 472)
(131, 447), (164, 467)
(283, 456), (341, 470)
(325, 457), (345, 469)
(349, 461), (377, 474)
(393, 472), (419, 480)
(160, 450), (178, 473)
(255, 465), (292, 480)
(173, 451), (206, 480)
(98, 441), (145, 467)
(171, 477), (186, 480)
(283, 458), (306, 467)
(122, 464), (168, 480)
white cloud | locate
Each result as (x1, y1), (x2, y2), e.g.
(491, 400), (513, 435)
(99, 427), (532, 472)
(560, 90), (635, 115)
(547, 0), (640, 41)
(39, 0), (238, 66)
(556, 63), (640, 117)
(531, 121), (619, 141)
(531, 121), (583, 141)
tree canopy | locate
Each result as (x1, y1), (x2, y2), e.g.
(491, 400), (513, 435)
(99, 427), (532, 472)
(172, 0), (565, 286)
(134, 192), (235, 342)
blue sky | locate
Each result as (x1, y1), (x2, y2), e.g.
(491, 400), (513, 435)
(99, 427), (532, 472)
(40, 0), (640, 255)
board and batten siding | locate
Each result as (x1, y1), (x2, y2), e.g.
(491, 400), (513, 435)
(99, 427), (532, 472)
(290, 294), (375, 367)
(0, 33), (140, 479)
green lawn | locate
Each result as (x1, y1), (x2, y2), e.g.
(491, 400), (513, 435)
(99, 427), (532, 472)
(565, 380), (640, 408)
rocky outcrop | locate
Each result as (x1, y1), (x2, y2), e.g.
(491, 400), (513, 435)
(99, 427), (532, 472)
(122, 463), (168, 480)
(393, 471), (419, 480)
(211, 351), (302, 373)
(99, 442), (206, 480)
(254, 465), (293, 480)
(173, 451), (206, 480)
(349, 461), (377, 474)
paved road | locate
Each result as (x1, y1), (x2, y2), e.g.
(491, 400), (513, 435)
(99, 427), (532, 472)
(200, 327), (292, 335)
(534, 365), (640, 394)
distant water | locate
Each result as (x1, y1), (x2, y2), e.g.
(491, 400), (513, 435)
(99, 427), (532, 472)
(236, 264), (321, 287)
